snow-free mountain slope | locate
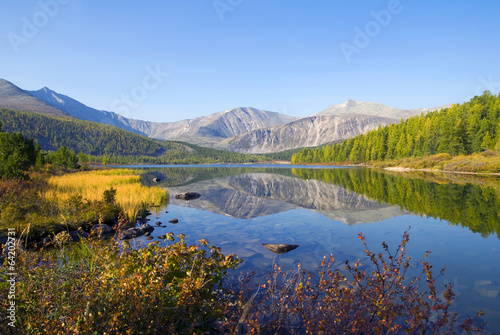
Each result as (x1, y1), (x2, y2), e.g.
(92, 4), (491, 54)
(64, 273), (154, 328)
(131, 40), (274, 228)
(315, 99), (450, 120)
(143, 107), (299, 145)
(0, 79), (70, 118)
(218, 114), (398, 154)
(27, 87), (148, 135)
(26, 86), (298, 146)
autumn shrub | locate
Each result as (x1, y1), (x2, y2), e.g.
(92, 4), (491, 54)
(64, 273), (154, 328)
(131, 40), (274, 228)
(0, 234), (242, 334)
(226, 230), (485, 334)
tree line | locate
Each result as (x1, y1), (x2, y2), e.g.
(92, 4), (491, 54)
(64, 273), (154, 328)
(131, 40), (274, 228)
(292, 91), (500, 164)
(0, 108), (296, 166)
(0, 108), (170, 157)
(0, 120), (80, 179)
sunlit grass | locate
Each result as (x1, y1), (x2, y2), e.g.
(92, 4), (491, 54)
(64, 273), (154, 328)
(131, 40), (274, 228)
(44, 169), (168, 220)
(372, 150), (500, 173)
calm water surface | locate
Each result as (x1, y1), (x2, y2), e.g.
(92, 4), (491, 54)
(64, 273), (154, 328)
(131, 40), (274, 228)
(121, 164), (500, 332)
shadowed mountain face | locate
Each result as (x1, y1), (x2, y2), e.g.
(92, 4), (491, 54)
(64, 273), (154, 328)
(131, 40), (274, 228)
(0, 79), (70, 118)
(167, 172), (407, 225)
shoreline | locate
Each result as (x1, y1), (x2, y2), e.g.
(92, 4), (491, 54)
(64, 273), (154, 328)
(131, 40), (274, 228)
(381, 166), (500, 176)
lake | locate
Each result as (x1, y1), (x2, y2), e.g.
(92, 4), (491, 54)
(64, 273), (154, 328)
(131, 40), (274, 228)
(121, 164), (500, 332)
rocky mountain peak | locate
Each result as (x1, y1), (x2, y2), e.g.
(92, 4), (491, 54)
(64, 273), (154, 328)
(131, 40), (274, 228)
(0, 79), (70, 118)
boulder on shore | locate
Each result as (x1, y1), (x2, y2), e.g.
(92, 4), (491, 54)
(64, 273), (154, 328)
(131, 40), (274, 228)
(119, 227), (145, 240)
(69, 230), (90, 242)
(90, 224), (114, 237)
(175, 192), (201, 200)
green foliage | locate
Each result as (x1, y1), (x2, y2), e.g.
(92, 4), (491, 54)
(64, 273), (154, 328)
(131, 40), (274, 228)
(77, 151), (88, 166)
(292, 91), (500, 165)
(0, 108), (169, 157)
(0, 132), (37, 179)
(48, 145), (79, 169)
(102, 187), (117, 204)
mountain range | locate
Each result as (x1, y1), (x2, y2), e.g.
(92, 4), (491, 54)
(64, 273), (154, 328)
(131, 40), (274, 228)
(0, 78), (450, 154)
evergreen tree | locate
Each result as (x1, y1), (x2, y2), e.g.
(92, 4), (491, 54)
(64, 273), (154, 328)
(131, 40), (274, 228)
(0, 132), (37, 179)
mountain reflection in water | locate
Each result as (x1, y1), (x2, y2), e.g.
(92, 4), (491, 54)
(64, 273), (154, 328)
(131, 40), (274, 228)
(132, 165), (500, 332)
(142, 166), (500, 237)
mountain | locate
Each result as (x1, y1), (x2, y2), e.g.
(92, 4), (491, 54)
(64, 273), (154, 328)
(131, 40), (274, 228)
(125, 107), (299, 146)
(314, 99), (450, 120)
(0, 108), (272, 163)
(218, 114), (398, 154)
(2, 79), (451, 155)
(27, 87), (145, 135)
(0, 79), (70, 118)
(26, 86), (298, 146)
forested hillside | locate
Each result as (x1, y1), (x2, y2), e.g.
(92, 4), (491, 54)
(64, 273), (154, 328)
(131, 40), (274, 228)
(0, 108), (284, 164)
(292, 92), (500, 164)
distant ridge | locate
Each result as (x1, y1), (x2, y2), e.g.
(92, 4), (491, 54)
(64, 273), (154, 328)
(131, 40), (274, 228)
(26, 85), (299, 146)
(314, 99), (449, 120)
(220, 114), (398, 154)
(27, 87), (147, 136)
(1, 78), (452, 155)
(0, 79), (70, 118)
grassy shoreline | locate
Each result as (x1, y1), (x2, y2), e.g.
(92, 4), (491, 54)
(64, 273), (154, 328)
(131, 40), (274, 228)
(290, 150), (500, 175)
(0, 168), (168, 242)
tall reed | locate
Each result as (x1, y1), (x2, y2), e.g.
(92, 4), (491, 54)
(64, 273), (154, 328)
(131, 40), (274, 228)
(44, 169), (167, 220)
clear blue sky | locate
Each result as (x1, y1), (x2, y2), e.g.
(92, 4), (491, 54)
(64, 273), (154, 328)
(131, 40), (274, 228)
(1, 0), (499, 122)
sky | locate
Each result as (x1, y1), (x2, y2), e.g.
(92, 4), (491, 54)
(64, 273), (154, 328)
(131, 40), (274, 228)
(1, 0), (499, 122)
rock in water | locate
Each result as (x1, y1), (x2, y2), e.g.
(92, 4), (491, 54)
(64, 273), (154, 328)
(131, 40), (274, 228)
(169, 219), (179, 224)
(119, 227), (145, 240)
(262, 244), (299, 254)
(153, 177), (161, 183)
(140, 224), (154, 233)
(175, 192), (201, 200)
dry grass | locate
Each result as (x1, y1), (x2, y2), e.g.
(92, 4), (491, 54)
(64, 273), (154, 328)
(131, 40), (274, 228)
(44, 169), (168, 219)
(372, 151), (500, 173)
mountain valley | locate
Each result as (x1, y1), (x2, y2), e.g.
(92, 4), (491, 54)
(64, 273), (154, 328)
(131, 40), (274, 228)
(0, 78), (449, 155)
